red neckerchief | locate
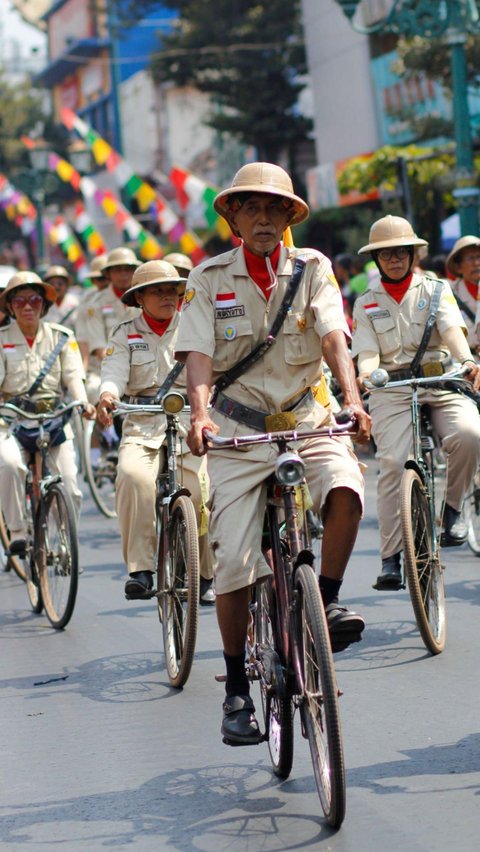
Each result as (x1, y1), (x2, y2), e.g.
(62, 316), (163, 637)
(142, 312), (172, 336)
(112, 285), (125, 300)
(381, 273), (413, 303)
(243, 243), (281, 301)
(55, 298), (63, 306)
(25, 337), (35, 348)
(464, 280), (478, 300)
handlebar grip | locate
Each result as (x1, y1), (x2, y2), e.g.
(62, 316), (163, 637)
(334, 408), (356, 426)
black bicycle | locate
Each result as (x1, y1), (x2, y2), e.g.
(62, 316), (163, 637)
(366, 366), (473, 654)
(115, 392), (200, 688)
(0, 398), (84, 629)
(205, 413), (356, 829)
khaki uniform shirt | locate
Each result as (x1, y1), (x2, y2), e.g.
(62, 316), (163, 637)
(175, 245), (349, 435)
(100, 312), (187, 449)
(45, 291), (80, 330)
(81, 285), (140, 355)
(450, 278), (479, 349)
(351, 273), (466, 369)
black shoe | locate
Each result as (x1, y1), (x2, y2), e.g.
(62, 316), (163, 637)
(125, 571), (154, 600)
(8, 539), (26, 559)
(221, 694), (263, 746)
(441, 504), (467, 547)
(373, 552), (403, 590)
(200, 577), (215, 606)
(325, 603), (365, 653)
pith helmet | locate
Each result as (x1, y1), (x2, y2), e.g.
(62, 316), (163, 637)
(0, 270), (57, 312)
(163, 252), (193, 274)
(358, 215), (428, 254)
(102, 246), (140, 271)
(44, 264), (70, 282)
(446, 235), (480, 275)
(121, 260), (187, 306)
(89, 253), (108, 278)
(214, 162), (309, 235)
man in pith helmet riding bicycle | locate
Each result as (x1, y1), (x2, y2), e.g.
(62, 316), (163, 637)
(175, 161), (371, 746)
(352, 215), (480, 591)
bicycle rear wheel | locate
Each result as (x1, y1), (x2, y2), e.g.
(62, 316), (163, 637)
(159, 495), (199, 688)
(254, 580), (294, 778)
(36, 483), (79, 629)
(0, 510), (26, 581)
(401, 467), (446, 654)
(82, 420), (117, 518)
(463, 473), (480, 556)
(294, 563), (345, 829)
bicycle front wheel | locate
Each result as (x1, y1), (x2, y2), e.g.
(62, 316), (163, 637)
(463, 474), (480, 556)
(254, 580), (294, 778)
(401, 467), (446, 654)
(159, 495), (199, 688)
(294, 563), (345, 829)
(36, 483), (79, 629)
(82, 420), (117, 518)
(0, 510), (26, 581)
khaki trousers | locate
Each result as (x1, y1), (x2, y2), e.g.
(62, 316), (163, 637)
(0, 432), (82, 535)
(207, 433), (365, 595)
(369, 388), (480, 558)
(115, 441), (213, 579)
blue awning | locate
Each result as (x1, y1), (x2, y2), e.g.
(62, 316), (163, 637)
(33, 38), (110, 88)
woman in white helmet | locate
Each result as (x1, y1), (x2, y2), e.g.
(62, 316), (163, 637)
(353, 215), (480, 590)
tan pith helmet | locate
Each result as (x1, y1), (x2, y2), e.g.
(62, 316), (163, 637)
(121, 260), (187, 306)
(358, 215), (428, 254)
(102, 246), (140, 271)
(163, 252), (193, 274)
(446, 235), (480, 275)
(0, 270), (57, 312)
(89, 253), (109, 278)
(214, 162), (309, 235)
(44, 264), (70, 282)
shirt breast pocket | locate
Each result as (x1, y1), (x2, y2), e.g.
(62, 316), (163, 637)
(130, 349), (157, 388)
(370, 315), (399, 357)
(284, 313), (319, 365)
(214, 317), (253, 372)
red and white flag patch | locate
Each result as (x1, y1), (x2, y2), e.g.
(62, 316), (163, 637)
(215, 292), (236, 309)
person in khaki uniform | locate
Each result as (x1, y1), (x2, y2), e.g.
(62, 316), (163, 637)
(0, 271), (95, 554)
(43, 265), (80, 330)
(352, 215), (480, 590)
(176, 162), (371, 746)
(445, 235), (480, 353)
(97, 261), (214, 602)
(75, 254), (109, 404)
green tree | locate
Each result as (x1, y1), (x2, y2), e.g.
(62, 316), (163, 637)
(0, 72), (46, 174)
(147, 0), (311, 175)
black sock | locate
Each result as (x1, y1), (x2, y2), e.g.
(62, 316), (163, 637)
(319, 576), (342, 608)
(224, 652), (249, 698)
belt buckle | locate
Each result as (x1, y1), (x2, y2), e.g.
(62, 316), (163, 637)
(36, 399), (53, 413)
(422, 361), (443, 377)
(265, 411), (297, 432)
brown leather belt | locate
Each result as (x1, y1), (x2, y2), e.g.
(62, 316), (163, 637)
(214, 388), (315, 432)
(6, 397), (61, 414)
(388, 361), (446, 382)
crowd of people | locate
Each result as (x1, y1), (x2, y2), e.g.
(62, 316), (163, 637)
(2, 160), (480, 745)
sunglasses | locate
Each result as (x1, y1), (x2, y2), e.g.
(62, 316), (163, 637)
(10, 294), (44, 309)
(377, 247), (410, 261)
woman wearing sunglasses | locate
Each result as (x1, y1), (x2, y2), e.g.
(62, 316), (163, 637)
(0, 271), (95, 555)
(351, 215), (480, 590)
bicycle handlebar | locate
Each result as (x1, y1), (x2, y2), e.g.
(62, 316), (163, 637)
(204, 410), (357, 450)
(364, 365), (472, 392)
(0, 398), (85, 422)
(113, 400), (191, 416)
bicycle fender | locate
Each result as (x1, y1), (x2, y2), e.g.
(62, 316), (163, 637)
(167, 487), (192, 514)
(293, 549), (315, 570)
(404, 459), (426, 482)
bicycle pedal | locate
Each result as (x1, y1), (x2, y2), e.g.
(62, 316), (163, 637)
(222, 735), (264, 747)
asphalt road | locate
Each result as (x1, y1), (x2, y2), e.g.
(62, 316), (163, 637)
(1, 452), (480, 851)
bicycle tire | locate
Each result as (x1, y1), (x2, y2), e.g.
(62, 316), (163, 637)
(158, 494), (199, 688)
(82, 420), (117, 519)
(294, 563), (345, 829)
(0, 509), (27, 581)
(254, 580), (294, 778)
(463, 478), (480, 556)
(36, 482), (79, 629)
(401, 467), (446, 654)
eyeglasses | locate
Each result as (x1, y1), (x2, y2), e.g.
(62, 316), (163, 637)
(461, 254), (480, 264)
(10, 294), (44, 309)
(377, 247), (410, 261)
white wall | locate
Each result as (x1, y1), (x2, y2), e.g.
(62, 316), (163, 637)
(301, 0), (380, 163)
(120, 70), (160, 176)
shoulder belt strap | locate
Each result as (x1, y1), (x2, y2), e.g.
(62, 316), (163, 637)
(453, 291), (475, 324)
(213, 257), (306, 398)
(153, 361), (185, 403)
(410, 279), (443, 378)
(23, 331), (71, 398)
